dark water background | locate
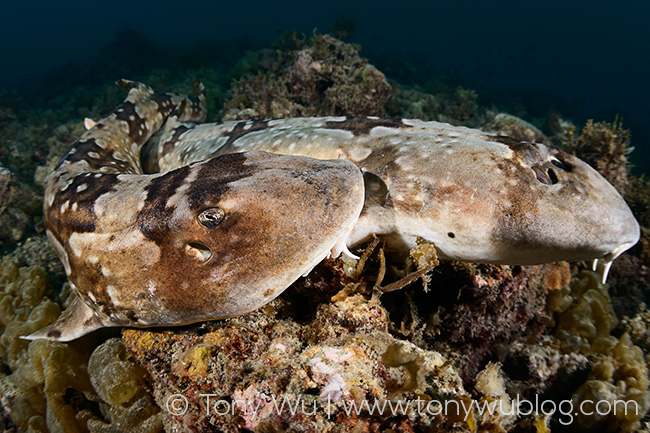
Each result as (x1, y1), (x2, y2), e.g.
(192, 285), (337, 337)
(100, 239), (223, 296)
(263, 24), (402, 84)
(2, 0), (648, 173)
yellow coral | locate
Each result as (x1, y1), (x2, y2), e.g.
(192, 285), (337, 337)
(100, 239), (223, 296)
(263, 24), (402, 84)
(87, 338), (163, 433)
(550, 270), (650, 432)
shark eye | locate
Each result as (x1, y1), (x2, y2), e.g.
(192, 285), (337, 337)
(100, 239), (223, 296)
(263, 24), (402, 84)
(198, 207), (225, 228)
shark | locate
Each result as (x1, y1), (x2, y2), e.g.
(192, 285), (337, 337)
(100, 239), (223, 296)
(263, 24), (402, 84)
(26, 81), (639, 341)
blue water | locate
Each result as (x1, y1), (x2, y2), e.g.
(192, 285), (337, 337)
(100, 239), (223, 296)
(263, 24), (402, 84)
(2, 0), (649, 171)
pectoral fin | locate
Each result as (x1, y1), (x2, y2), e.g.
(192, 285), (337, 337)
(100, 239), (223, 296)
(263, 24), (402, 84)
(21, 297), (106, 342)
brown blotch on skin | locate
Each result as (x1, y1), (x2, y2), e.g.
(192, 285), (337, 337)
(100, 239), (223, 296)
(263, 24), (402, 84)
(136, 165), (192, 244)
(324, 117), (408, 136)
(222, 120), (271, 148)
(185, 153), (252, 211)
(487, 134), (532, 152)
(47, 329), (62, 339)
(161, 125), (190, 156)
(47, 173), (122, 236)
(113, 101), (149, 142)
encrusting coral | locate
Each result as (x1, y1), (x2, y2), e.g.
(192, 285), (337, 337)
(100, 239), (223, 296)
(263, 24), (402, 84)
(567, 117), (631, 195)
(386, 83), (480, 126)
(0, 256), (165, 433)
(223, 33), (392, 120)
(548, 271), (650, 432)
(0, 164), (40, 250)
(487, 112), (549, 144)
(120, 254), (479, 433)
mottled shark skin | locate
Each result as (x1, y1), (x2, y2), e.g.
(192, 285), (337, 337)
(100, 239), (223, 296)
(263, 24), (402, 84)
(157, 115), (640, 281)
(26, 82), (364, 341)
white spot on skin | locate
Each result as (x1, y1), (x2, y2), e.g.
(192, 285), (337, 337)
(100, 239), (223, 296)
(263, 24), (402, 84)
(323, 116), (346, 122)
(71, 202), (78, 212)
(106, 285), (120, 306)
(60, 201), (70, 213)
(87, 292), (96, 302)
(68, 231), (160, 266)
(77, 184), (88, 192)
(347, 147), (372, 162)
(395, 155), (415, 171)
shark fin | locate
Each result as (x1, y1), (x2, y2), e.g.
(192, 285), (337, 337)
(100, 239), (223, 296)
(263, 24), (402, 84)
(21, 297), (108, 342)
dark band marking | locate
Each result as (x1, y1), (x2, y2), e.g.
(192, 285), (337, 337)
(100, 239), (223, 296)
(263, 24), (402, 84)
(323, 117), (408, 136)
(137, 165), (192, 244)
(114, 101), (148, 142)
(161, 125), (190, 156)
(57, 138), (104, 171)
(222, 120), (271, 148)
(47, 174), (122, 235)
(185, 152), (252, 211)
(47, 329), (62, 339)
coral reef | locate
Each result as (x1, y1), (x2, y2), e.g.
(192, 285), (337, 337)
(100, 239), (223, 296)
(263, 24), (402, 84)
(223, 33), (392, 120)
(0, 256), (164, 433)
(568, 117), (632, 195)
(0, 31), (648, 433)
(548, 271), (650, 432)
(86, 338), (163, 433)
(0, 164), (36, 249)
(487, 112), (550, 144)
(386, 83), (479, 126)
(382, 261), (561, 383)
(123, 255), (546, 433)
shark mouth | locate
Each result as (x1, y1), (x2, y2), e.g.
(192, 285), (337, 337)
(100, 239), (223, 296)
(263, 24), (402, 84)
(591, 241), (637, 284)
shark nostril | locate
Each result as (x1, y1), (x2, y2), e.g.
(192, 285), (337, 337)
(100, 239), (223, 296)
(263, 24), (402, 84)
(547, 168), (559, 185)
(185, 242), (213, 263)
(533, 167), (551, 185)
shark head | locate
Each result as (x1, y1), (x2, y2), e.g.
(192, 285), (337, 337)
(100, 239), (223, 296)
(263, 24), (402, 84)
(486, 137), (639, 279)
(26, 151), (364, 341)
(408, 134), (639, 281)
